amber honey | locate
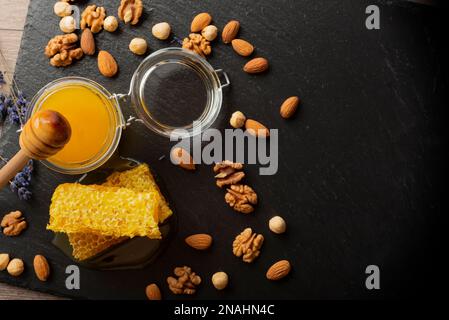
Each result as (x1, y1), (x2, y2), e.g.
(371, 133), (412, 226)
(30, 78), (122, 174)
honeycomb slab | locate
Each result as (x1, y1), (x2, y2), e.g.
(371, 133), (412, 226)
(48, 183), (161, 238)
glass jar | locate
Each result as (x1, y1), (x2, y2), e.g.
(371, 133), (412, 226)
(127, 47), (230, 138)
(27, 77), (124, 175)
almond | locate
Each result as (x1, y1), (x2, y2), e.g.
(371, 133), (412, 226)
(98, 50), (118, 78)
(185, 233), (213, 250)
(80, 28), (95, 55)
(222, 20), (240, 44)
(170, 147), (195, 170)
(280, 96), (300, 119)
(191, 12), (212, 32)
(231, 39), (254, 57)
(145, 283), (162, 300)
(33, 255), (50, 281)
(243, 57), (269, 74)
(266, 260), (291, 281)
(245, 119), (270, 138)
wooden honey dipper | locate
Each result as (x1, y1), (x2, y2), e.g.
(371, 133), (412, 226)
(0, 110), (71, 189)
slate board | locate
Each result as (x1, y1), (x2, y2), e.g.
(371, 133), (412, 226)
(0, 0), (446, 299)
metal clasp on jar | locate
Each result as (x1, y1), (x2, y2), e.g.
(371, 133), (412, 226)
(215, 69), (231, 88)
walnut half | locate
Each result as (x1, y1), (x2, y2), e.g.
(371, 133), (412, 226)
(232, 228), (264, 263)
(225, 184), (258, 214)
(1, 211), (27, 236)
(182, 33), (212, 58)
(167, 266), (202, 295)
(81, 5), (106, 33)
(214, 161), (245, 188)
(118, 0), (143, 25)
(44, 33), (83, 67)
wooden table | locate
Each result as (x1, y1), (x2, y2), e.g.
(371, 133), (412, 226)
(0, 0), (61, 300)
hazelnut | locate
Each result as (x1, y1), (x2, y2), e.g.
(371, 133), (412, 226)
(59, 16), (76, 33)
(152, 22), (171, 40)
(104, 16), (119, 32)
(54, 1), (72, 17)
(129, 38), (147, 55)
(269, 216), (287, 234)
(202, 25), (218, 41)
(7, 258), (24, 277)
(0, 253), (10, 271)
(212, 271), (229, 290)
(230, 111), (246, 128)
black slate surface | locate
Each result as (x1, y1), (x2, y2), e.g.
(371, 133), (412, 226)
(0, 0), (446, 299)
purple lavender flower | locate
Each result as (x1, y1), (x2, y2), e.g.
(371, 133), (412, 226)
(9, 158), (34, 200)
(13, 91), (29, 124)
(14, 172), (31, 187)
(18, 187), (32, 201)
(22, 160), (34, 175)
(7, 107), (20, 125)
(0, 92), (28, 124)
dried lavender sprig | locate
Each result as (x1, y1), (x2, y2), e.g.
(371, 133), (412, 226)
(10, 160), (34, 201)
(18, 187), (32, 201)
(0, 92), (23, 125)
(12, 91), (29, 124)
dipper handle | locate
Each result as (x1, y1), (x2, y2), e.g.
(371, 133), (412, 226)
(0, 110), (71, 190)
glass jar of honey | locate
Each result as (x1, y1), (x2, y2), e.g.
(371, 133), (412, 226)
(27, 77), (124, 175)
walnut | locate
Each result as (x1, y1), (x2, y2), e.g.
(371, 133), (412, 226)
(214, 161), (245, 188)
(167, 266), (201, 295)
(81, 5), (106, 33)
(217, 171), (245, 188)
(182, 33), (212, 58)
(44, 33), (83, 67)
(214, 160), (243, 175)
(233, 228), (264, 263)
(1, 211), (27, 236)
(45, 33), (77, 56)
(225, 184), (257, 214)
(118, 0), (143, 25)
